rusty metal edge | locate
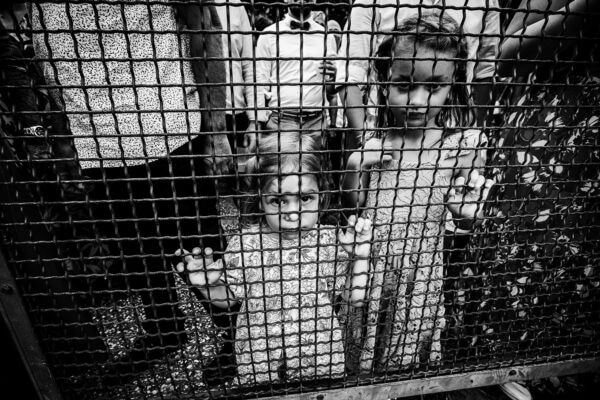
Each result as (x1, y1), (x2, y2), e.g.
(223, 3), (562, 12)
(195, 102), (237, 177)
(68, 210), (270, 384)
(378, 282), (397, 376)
(0, 248), (63, 400)
(255, 358), (600, 400)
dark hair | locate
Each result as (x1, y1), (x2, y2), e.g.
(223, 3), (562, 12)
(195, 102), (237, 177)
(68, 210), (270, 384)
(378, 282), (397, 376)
(240, 133), (329, 227)
(254, 14), (274, 32)
(374, 10), (474, 132)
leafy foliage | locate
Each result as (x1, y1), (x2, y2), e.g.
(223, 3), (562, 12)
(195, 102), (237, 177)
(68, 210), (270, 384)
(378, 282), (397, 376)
(466, 79), (600, 357)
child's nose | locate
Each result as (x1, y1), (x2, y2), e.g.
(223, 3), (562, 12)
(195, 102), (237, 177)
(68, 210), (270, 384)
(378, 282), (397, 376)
(284, 201), (300, 221)
(287, 211), (300, 222)
(409, 87), (428, 107)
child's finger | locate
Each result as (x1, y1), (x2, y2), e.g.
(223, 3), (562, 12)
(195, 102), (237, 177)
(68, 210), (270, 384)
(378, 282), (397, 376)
(450, 178), (464, 198)
(204, 247), (215, 265)
(447, 188), (456, 201)
(477, 175), (486, 190)
(192, 247), (202, 259)
(480, 178), (494, 200)
(467, 170), (480, 188)
(184, 258), (205, 272)
(175, 261), (185, 273)
(357, 218), (372, 237)
(354, 217), (365, 233)
(174, 248), (190, 257)
(347, 215), (357, 227)
(454, 176), (466, 188)
(470, 175), (485, 192)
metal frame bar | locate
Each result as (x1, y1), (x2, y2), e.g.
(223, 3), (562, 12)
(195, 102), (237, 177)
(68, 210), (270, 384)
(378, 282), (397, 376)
(0, 248), (62, 400)
(260, 359), (600, 400)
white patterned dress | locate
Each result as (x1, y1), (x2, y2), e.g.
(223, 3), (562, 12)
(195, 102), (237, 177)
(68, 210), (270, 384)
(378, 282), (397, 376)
(358, 129), (486, 372)
(219, 224), (350, 385)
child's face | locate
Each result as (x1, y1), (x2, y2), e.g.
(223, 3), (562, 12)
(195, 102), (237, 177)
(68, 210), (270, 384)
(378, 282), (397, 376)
(261, 174), (320, 240)
(387, 45), (455, 129)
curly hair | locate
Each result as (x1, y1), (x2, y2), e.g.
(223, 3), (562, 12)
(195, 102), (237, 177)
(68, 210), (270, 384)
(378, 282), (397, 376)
(373, 9), (475, 132)
(239, 133), (329, 227)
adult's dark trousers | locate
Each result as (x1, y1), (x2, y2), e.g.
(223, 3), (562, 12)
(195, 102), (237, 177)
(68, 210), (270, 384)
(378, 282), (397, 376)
(82, 140), (222, 337)
(226, 112), (250, 151)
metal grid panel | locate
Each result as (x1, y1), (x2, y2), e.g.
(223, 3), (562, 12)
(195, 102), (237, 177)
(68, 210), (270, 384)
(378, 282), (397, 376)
(0, 1), (599, 399)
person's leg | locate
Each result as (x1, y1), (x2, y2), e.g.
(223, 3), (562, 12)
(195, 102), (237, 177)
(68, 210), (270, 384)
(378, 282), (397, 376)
(226, 113), (250, 150)
(227, 113), (252, 174)
(137, 156), (189, 343)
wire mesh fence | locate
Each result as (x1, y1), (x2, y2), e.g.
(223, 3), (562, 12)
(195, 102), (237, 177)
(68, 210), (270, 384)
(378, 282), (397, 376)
(0, 1), (599, 399)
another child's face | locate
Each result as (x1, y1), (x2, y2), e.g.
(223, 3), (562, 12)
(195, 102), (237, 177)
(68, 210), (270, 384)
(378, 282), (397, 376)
(261, 174), (320, 240)
(387, 45), (455, 129)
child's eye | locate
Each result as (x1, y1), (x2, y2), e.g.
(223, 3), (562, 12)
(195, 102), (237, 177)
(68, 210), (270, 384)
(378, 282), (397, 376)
(301, 195), (315, 203)
(429, 83), (442, 91)
(268, 198), (281, 206)
(394, 82), (411, 91)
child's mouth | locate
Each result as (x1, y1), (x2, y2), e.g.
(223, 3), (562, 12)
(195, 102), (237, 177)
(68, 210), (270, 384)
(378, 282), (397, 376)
(280, 226), (312, 236)
(407, 113), (426, 120)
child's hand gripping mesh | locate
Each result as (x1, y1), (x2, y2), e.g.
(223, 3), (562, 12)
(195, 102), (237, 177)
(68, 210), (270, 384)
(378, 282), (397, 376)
(447, 170), (495, 229)
(338, 215), (373, 258)
(174, 247), (223, 287)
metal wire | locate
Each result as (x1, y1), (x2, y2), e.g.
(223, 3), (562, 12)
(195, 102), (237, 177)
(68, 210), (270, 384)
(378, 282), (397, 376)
(0, 1), (599, 399)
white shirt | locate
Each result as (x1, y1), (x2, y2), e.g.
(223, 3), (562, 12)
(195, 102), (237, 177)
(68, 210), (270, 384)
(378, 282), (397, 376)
(214, 0), (256, 119)
(31, 0), (201, 169)
(337, 0), (500, 86)
(255, 14), (338, 122)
